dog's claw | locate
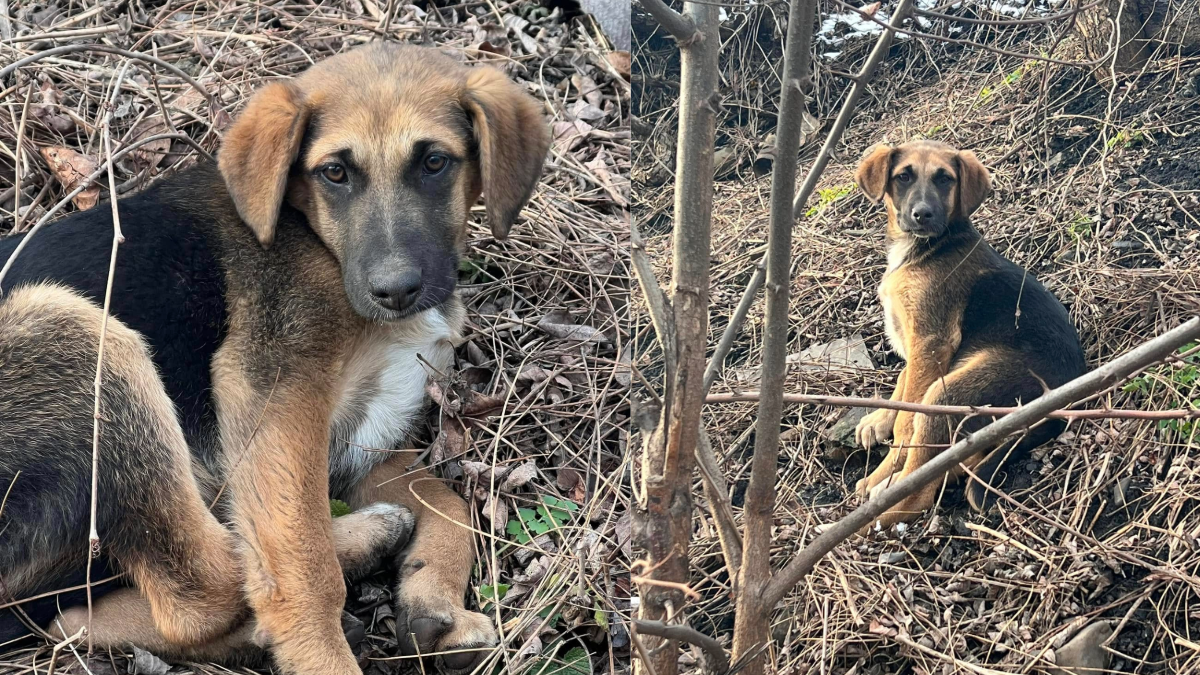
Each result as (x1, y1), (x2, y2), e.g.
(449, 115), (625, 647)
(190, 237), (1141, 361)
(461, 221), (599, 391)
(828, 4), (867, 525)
(855, 408), (896, 449)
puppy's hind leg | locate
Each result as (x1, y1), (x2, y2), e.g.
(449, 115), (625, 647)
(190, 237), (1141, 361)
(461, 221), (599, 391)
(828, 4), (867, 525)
(0, 284), (244, 647)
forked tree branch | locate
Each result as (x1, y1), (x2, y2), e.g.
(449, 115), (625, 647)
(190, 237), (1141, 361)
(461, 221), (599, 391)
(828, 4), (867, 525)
(760, 316), (1200, 608)
(634, 1), (723, 673)
(638, 0), (703, 45)
(632, 223), (744, 579)
(634, 619), (730, 675)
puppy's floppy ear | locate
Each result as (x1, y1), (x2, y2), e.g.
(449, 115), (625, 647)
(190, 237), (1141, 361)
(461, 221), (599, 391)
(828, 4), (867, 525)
(462, 66), (550, 240)
(955, 149), (992, 217)
(855, 144), (894, 204)
(218, 81), (309, 247)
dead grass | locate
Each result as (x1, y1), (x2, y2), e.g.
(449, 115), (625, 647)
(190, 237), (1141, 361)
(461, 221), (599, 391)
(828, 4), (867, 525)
(0, 2), (630, 674)
(633, 1), (1200, 673)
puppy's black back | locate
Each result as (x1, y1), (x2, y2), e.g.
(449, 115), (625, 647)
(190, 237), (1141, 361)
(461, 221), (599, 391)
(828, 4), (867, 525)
(953, 233), (1086, 387)
(0, 166), (228, 448)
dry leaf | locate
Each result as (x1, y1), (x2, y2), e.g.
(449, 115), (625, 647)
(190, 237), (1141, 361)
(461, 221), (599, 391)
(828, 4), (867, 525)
(517, 364), (552, 382)
(606, 51), (631, 80)
(482, 493), (508, 533)
(40, 146), (100, 210)
(460, 390), (504, 418)
(557, 467), (586, 503)
(553, 119), (592, 153)
(570, 98), (606, 122)
(501, 460), (538, 491)
(585, 150), (629, 207)
(429, 422), (470, 465)
(537, 310), (605, 343)
(129, 117), (172, 172)
(615, 511), (632, 559)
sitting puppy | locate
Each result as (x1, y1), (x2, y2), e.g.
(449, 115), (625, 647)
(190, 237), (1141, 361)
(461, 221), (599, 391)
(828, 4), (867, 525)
(851, 140), (1085, 531)
(0, 43), (550, 674)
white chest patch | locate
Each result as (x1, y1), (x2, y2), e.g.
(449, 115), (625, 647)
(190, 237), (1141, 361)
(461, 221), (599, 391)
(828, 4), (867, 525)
(328, 306), (462, 490)
(880, 239), (915, 361)
(886, 237), (915, 273)
(880, 292), (906, 361)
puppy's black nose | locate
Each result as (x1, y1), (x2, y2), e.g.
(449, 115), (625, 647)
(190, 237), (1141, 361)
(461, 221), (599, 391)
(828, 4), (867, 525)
(911, 205), (935, 223)
(369, 270), (423, 312)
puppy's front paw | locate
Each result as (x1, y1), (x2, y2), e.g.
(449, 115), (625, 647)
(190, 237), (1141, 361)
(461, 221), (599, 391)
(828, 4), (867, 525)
(394, 571), (497, 674)
(855, 408), (896, 449)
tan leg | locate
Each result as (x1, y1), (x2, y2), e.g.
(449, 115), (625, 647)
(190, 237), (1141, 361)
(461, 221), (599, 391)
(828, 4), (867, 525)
(350, 452), (497, 674)
(53, 589), (263, 664)
(856, 367), (912, 495)
(860, 349), (1038, 533)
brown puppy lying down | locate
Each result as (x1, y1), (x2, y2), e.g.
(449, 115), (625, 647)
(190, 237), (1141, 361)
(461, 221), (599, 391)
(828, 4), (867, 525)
(0, 42), (550, 674)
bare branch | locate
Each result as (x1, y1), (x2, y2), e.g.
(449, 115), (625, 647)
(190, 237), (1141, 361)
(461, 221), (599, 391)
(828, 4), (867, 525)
(638, 0), (703, 46)
(632, 223), (742, 579)
(635, 0), (723, 673)
(760, 316), (1200, 609)
(632, 223), (676, 369)
(703, 261), (765, 393)
(635, 619), (730, 675)
(696, 431), (742, 574)
(86, 59), (132, 654)
(732, 0), (817, 673)
(704, 391), (1200, 420)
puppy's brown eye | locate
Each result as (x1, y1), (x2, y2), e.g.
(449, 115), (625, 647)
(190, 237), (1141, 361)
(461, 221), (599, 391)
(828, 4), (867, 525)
(321, 164), (347, 184)
(423, 154), (448, 174)
(895, 172), (912, 183)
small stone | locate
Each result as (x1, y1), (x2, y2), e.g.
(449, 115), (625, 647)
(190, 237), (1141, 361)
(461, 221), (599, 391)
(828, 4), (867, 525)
(131, 647), (171, 675)
(788, 333), (876, 371)
(826, 407), (873, 448)
(1050, 622), (1113, 675)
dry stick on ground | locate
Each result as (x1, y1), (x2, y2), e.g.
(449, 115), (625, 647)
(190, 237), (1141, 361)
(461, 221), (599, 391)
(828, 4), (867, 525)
(704, 391), (1200, 420)
(0, 44), (216, 107)
(759, 315), (1200, 608)
(731, 1), (816, 674)
(633, 2), (721, 675)
(85, 59), (131, 653)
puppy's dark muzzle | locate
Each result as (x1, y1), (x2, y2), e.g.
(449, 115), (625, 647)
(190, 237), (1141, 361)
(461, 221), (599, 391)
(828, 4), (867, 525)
(901, 201), (945, 237)
(368, 269), (423, 313)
